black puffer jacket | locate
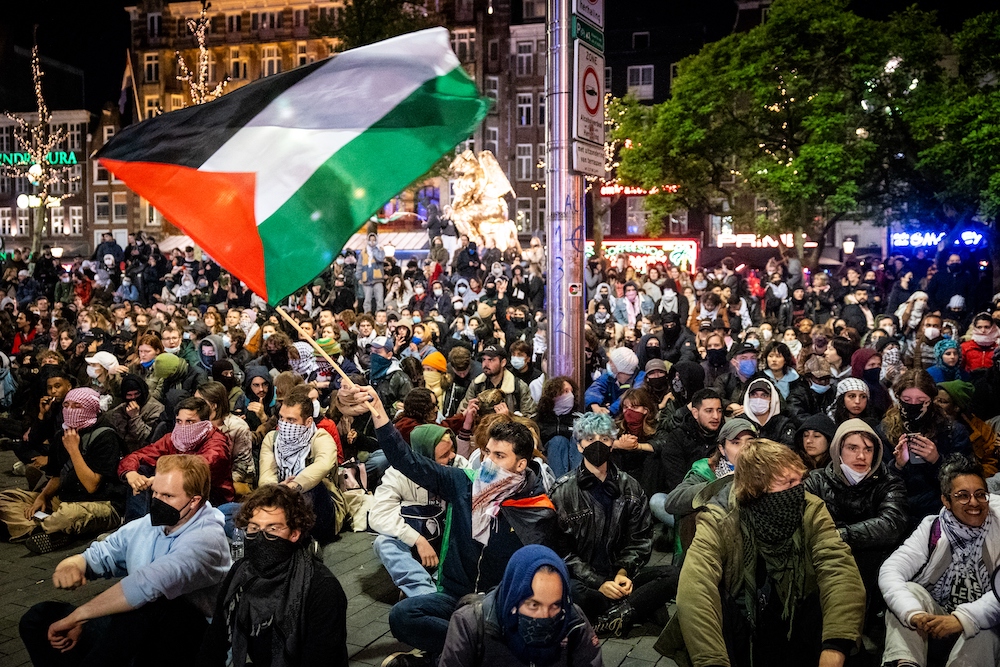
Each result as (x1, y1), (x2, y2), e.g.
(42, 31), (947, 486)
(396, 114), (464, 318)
(803, 419), (909, 555)
(645, 409), (720, 495)
(550, 464), (653, 587)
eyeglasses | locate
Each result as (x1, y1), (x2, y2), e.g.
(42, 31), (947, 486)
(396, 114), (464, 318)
(951, 490), (989, 505)
(246, 523), (289, 539)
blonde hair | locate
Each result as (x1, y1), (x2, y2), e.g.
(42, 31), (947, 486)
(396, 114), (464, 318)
(733, 438), (806, 502)
(156, 454), (211, 500)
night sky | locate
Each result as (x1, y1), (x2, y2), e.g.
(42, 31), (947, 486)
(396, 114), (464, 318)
(1, 0), (995, 117)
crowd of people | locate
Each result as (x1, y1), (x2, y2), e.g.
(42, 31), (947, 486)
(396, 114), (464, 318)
(1, 226), (1000, 667)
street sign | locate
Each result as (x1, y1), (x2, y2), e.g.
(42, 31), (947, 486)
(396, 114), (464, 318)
(573, 141), (605, 177)
(572, 16), (604, 52)
(573, 0), (603, 30)
(574, 42), (605, 146)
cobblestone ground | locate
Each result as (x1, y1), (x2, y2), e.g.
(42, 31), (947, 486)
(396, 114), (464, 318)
(0, 449), (678, 667)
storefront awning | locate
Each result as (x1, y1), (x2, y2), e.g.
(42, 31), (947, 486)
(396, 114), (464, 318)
(344, 231), (429, 253)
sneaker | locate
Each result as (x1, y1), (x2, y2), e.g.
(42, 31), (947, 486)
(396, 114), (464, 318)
(593, 600), (636, 638)
(380, 650), (431, 667)
(11, 461), (26, 476)
(25, 532), (70, 555)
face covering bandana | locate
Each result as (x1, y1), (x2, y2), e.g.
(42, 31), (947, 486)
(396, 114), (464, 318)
(172, 420), (213, 453)
(370, 353), (392, 381)
(671, 375), (685, 395)
(744, 483), (806, 544)
(472, 458), (525, 546)
(840, 462), (868, 486)
(715, 454), (735, 478)
(810, 382), (831, 394)
(707, 348), (727, 366)
(863, 368), (881, 386)
(517, 613), (563, 647)
(900, 400), (928, 425)
(748, 397), (771, 415)
(623, 408), (646, 434)
(275, 419), (317, 479)
(738, 359), (758, 377)
(645, 345), (661, 360)
(973, 333), (997, 347)
(646, 375), (668, 393)
(141, 359), (155, 369)
(62, 389), (101, 430)
(553, 393), (575, 416)
(244, 531), (299, 573)
(150, 495), (190, 527)
(582, 440), (612, 467)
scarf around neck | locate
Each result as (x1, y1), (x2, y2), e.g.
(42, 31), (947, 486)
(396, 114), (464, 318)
(275, 421), (317, 480)
(172, 420), (214, 453)
(471, 458), (526, 546)
(930, 508), (992, 612)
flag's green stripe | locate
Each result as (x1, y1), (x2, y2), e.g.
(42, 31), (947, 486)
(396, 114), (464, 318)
(255, 65), (489, 304)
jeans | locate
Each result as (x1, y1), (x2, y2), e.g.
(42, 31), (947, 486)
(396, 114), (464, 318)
(123, 463), (156, 523)
(362, 283), (385, 314)
(388, 592), (459, 656)
(20, 597), (206, 667)
(365, 449), (389, 491)
(648, 493), (676, 527)
(373, 535), (437, 598)
(545, 436), (582, 479)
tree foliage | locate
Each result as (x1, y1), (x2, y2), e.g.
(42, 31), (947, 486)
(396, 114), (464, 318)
(312, 0), (442, 52)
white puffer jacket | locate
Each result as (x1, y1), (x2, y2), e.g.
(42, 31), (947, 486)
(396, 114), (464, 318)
(879, 496), (1000, 638)
(368, 456), (470, 546)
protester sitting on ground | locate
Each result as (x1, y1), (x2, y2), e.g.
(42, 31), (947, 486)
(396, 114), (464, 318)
(19, 455), (231, 667)
(438, 545), (603, 667)
(878, 454), (1000, 667)
(550, 412), (678, 637)
(370, 424), (470, 599)
(534, 376), (580, 479)
(741, 377), (797, 446)
(658, 438), (865, 667)
(457, 344), (537, 418)
(647, 388), (724, 501)
(107, 372), (164, 453)
(583, 347), (639, 417)
(793, 413), (837, 470)
(196, 484), (349, 667)
(194, 380), (256, 495)
(0, 387), (126, 554)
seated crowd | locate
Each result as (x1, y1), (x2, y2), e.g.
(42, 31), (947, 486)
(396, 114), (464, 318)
(1, 234), (1000, 667)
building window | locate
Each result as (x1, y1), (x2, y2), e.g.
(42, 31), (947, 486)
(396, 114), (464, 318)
(177, 17), (188, 38)
(67, 123), (83, 151)
(450, 29), (476, 63)
(517, 93), (532, 126)
(536, 143), (545, 180)
(50, 206), (64, 235)
(95, 194), (110, 221)
(0, 178), (9, 195)
(485, 76), (499, 101)
(294, 9), (308, 27)
(297, 42), (308, 67)
(144, 53), (159, 82)
(537, 197), (546, 228)
(626, 196), (649, 235)
(627, 65), (654, 100)
(208, 53), (218, 82)
(516, 198), (532, 228)
(68, 165), (82, 193)
(69, 206), (83, 235)
(148, 12), (162, 37)
(253, 12), (282, 30)
(632, 32), (650, 50)
(95, 162), (109, 183)
(669, 210), (689, 235)
(523, 0), (545, 19)
(516, 42), (533, 77)
(262, 46), (281, 77)
(14, 176), (28, 193)
(605, 67), (612, 92)
(103, 126), (115, 143)
(113, 193), (128, 222)
(485, 126), (498, 155)
(670, 62), (680, 87)
(227, 14), (242, 33)
(0, 208), (10, 236)
(537, 94), (545, 126)
(171, 94), (184, 111)
(142, 198), (162, 227)
(515, 144), (532, 181)
(16, 208), (28, 235)
(144, 96), (159, 119)
(0, 126), (11, 152)
(488, 39), (499, 63)
(231, 48), (247, 79)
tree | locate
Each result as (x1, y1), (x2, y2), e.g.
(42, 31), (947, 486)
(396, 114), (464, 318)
(175, 0), (229, 105)
(1, 38), (74, 266)
(613, 0), (953, 267)
(312, 0), (441, 52)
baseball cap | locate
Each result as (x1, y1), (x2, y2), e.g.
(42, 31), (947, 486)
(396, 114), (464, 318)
(718, 418), (757, 443)
(84, 351), (119, 370)
(803, 356), (832, 378)
(729, 342), (757, 359)
(370, 336), (395, 352)
(481, 344), (507, 360)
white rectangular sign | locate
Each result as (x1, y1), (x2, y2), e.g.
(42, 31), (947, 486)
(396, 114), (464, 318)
(574, 42), (605, 146)
(573, 141), (605, 177)
(573, 0), (604, 30)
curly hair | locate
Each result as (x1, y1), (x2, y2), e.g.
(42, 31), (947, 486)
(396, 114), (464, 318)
(235, 484), (316, 535)
(401, 387), (438, 421)
(536, 376), (577, 420)
(399, 356), (425, 388)
(938, 453), (985, 496)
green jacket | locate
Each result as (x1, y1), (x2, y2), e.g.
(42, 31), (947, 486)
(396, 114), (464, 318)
(655, 492), (864, 667)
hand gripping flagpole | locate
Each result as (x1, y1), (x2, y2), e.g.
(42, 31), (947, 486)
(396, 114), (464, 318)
(275, 306), (378, 416)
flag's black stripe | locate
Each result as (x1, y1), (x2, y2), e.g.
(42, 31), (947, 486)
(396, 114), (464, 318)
(96, 59), (328, 168)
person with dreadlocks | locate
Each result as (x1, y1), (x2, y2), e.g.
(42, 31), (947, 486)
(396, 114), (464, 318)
(655, 438), (864, 667)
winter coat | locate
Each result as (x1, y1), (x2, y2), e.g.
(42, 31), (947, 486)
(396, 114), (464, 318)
(259, 428), (338, 494)
(645, 410), (720, 496)
(458, 369), (537, 418)
(106, 396), (166, 453)
(612, 294), (654, 325)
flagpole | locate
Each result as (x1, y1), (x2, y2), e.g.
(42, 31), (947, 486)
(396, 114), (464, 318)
(274, 305), (378, 416)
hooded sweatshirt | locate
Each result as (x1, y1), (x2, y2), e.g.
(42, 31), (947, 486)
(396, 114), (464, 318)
(793, 413), (837, 469)
(742, 377), (797, 446)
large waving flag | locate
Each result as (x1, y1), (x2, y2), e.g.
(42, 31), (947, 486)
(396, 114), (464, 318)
(97, 28), (489, 304)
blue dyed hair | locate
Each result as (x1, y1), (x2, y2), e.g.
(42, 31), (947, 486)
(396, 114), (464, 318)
(572, 411), (618, 442)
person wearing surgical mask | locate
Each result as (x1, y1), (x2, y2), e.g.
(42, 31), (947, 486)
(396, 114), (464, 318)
(906, 313), (944, 370)
(508, 340), (540, 385)
(741, 378), (797, 446)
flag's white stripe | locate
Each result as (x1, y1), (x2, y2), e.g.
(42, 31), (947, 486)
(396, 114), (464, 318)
(199, 28), (460, 225)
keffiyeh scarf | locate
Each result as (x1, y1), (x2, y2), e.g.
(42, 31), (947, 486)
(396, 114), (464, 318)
(471, 458), (526, 546)
(930, 509), (992, 612)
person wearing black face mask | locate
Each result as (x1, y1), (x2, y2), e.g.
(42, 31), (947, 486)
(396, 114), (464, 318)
(21, 455), (231, 667)
(198, 484), (348, 667)
(658, 311), (698, 365)
(547, 413), (677, 638)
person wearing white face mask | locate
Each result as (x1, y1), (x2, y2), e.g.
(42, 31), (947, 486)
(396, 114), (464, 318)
(741, 378), (797, 446)
(536, 377), (581, 478)
(804, 419), (908, 634)
(961, 313), (1000, 373)
(905, 313), (944, 370)
(83, 350), (123, 411)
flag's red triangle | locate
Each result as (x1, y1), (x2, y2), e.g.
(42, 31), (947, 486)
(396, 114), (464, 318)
(100, 159), (268, 300)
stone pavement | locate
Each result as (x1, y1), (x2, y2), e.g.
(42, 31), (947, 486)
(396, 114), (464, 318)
(0, 449), (679, 666)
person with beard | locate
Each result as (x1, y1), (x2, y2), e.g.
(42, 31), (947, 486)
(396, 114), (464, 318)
(645, 388), (723, 502)
(850, 348), (891, 414)
(0, 387), (126, 554)
(842, 285), (875, 337)
(108, 373), (165, 453)
(350, 386), (557, 667)
(198, 484), (348, 667)
(439, 545), (602, 667)
(20, 455), (231, 667)
(881, 370), (972, 524)
(657, 439), (864, 667)
(714, 342), (758, 416)
(459, 345), (537, 418)
(961, 312), (1000, 373)
(659, 311), (697, 365)
(549, 412), (677, 637)
(741, 378), (797, 447)
(15, 367), (75, 482)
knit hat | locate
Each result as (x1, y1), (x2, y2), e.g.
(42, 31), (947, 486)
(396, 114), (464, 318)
(718, 418), (757, 443)
(316, 337), (341, 357)
(410, 424), (454, 460)
(795, 413), (837, 448)
(948, 294), (966, 310)
(938, 380), (974, 412)
(835, 377), (869, 399)
(608, 347), (638, 376)
(119, 373), (150, 407)
(153, 352), (183, 380)
(422, 351), (448, 373)
(934, 338), (960, 368)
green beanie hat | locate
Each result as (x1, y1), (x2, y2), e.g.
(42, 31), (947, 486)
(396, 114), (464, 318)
(153, 352), (182, 380)
(938, 380), (975, 412)
(410, 424), (453, 460)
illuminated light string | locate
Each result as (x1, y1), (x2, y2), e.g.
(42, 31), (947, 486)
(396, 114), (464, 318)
(175, 0), (230, 107)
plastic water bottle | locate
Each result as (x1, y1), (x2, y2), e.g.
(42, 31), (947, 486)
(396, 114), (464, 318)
(231, 528), (245, 560)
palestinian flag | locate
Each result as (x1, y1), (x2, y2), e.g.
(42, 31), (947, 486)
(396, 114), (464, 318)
(97, 28), (488, 304)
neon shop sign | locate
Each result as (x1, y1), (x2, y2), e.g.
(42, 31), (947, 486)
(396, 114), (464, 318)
(891, 230), (985, 248)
